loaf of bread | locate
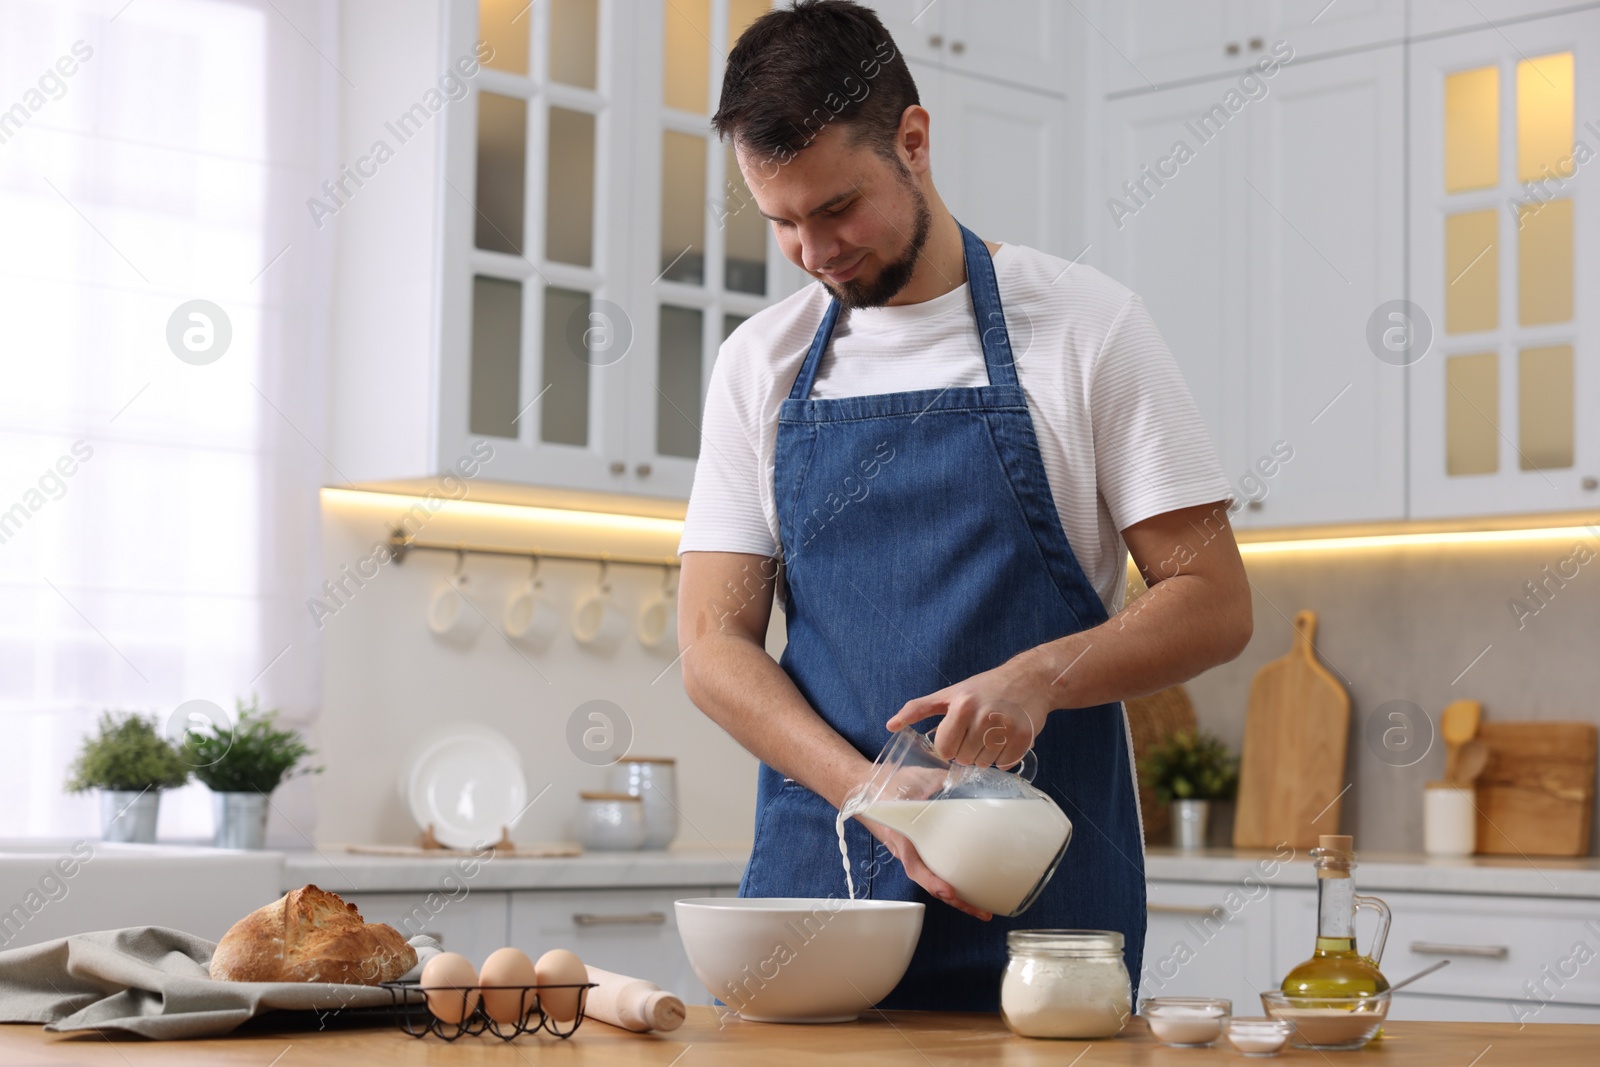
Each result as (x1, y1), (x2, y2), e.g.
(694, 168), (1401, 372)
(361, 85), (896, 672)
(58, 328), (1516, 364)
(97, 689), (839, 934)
(209, 884), (417, 984)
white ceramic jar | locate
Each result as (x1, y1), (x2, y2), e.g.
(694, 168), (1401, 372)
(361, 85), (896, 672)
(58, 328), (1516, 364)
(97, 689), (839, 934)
(607, 757), (679, 849)
(1001, 930), (1131, 1039)
(1424, 782), (1476, 856)
(575, 792), (647, 850)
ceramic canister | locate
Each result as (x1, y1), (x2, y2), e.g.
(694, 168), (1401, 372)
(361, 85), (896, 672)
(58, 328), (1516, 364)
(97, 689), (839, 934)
(608, 757), (679, 849)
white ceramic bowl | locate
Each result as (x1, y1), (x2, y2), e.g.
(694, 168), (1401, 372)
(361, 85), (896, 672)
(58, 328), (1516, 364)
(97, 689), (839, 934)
(675, 897), (923, 1023)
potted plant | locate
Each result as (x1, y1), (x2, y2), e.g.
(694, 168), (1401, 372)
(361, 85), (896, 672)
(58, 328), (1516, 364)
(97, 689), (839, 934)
(183, 695), (321, 849)
(1141, 730), (1239, 850)
(65, 712), (190, 843)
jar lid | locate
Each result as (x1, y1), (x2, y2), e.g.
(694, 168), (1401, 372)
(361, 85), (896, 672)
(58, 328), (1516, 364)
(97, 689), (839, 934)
(579, 791), (641, 802)
(1007, 929), (1124, 956)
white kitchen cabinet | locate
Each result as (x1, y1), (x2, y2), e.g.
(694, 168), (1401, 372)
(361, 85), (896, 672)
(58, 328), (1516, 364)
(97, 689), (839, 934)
(340, 889), (512, 969)
(919, 63), (1076, 259)
(1102, 45), (1407, 529)
(1142, 880), (1276, 1012)
(1273, 886), (1600, 1023)
(1099, 76), (1256, 516)
(1094, 0), (1403, 96)
(868, 0), (1071, 96)
(1407, 9), (1600, 518)
(509, 887), (711, 1004)
(435, 0), (803, 500)
(1411, 0), (1599, 37)
(1239, 45), (1407, 527)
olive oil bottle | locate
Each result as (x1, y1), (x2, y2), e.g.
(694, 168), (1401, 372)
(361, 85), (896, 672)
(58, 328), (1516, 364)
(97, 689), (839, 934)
(1281, 834), (1391, 997)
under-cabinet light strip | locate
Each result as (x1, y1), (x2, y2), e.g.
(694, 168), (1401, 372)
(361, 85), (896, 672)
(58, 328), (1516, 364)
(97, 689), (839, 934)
(319, 487), (686, 537)
(324, 488), (1599, 555)
(1238, 524), (1600, 556)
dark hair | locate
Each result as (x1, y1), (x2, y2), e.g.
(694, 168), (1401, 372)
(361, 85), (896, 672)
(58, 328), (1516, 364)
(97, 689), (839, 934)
(712, 0), (919, 164)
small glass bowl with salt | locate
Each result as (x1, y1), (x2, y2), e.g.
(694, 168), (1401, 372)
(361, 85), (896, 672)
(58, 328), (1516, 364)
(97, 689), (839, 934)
(1224, 1016), (1292, 1056)
(1140, 996), (1232, 1047)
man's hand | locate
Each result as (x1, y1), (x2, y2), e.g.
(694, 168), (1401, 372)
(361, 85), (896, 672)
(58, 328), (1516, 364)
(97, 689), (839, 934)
(885, 658), (1053, 769)
(857, 817), (993, 921)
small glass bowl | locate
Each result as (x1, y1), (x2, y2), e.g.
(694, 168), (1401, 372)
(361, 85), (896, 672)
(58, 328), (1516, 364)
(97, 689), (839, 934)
(1259, 990), (1389, 1050)
(1224, 1016), (1292, 1057)
(1140, 996), (1231, 1047)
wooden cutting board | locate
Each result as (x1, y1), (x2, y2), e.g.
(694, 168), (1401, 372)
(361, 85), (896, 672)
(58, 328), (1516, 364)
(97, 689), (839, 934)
(1475, 722), (1597, 857)
(1232, 610), (1351, 849)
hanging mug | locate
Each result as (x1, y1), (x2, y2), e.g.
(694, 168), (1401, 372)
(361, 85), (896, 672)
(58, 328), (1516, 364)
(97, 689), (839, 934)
(427, 552), (483, 647)
(572, 561), (627, 653)
(504, 556), (561, 649)
(636, 566), (679, 650)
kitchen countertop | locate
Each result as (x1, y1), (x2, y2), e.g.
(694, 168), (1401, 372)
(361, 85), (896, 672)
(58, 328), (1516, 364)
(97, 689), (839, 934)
(282, 845), (749, 893)
(1145, 846), (1600, 898)
(3, 1008), (1595, 1063)
(281, 843), (1600, 898)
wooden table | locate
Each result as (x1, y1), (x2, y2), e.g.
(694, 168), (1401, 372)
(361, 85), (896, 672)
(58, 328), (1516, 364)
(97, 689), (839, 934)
(2, 1007), (1595, 1063)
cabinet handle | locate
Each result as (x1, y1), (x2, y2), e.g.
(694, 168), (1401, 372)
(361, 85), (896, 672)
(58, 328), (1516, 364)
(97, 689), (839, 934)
(1247, 500), (1263, 511)
(1582, 476), (1598, 490)
(1225, 42), (1241, 56)
(928, 34), (943, 49)
(609, 461), (625, 475)
(950, 40), (965, 55)
(1409, 941), (1508, 959)
(1148, 903), (1225, 918)
(1249, 37), (1264, 51)
(573, 911), (668, 926)
(635, 463), (652, 477)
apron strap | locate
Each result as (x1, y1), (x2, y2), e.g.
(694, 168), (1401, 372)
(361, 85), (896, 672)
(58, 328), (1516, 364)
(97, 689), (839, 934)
(959, 223), (1020, 388)
(786, 221), (1018, 401)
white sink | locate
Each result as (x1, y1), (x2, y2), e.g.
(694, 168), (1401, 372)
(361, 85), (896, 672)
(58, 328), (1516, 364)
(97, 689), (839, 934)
(0, 839), (284, 950)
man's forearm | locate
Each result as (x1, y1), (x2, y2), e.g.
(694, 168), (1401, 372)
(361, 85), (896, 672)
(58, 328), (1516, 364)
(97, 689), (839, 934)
(682, 633), (871, 810)
(1012, 569), (1251, 711)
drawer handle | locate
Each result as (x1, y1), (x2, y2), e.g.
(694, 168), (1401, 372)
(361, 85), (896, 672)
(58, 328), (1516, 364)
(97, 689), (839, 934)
(573, 911), (668, 926)
(1409, 941), (1508, 959)
(1148, 903), (1225, 918)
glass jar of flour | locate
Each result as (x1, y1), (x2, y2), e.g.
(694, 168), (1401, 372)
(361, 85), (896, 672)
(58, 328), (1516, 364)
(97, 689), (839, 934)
(1001, 930), (1131, 1039)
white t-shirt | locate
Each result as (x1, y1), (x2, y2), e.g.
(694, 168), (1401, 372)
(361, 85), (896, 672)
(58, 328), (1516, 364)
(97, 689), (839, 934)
(678, 242), (1233, 615)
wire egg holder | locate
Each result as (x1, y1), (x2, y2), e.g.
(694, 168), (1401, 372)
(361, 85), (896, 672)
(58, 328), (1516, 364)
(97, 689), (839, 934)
(379, 981), (598, 1041)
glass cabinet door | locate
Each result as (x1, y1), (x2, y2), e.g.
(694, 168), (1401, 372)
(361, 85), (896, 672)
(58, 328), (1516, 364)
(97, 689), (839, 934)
(439, 0), (625, 490)
(440, 0), (795, 495)
(631, 0), (779, 494)
(1409, 11), (1598, 518)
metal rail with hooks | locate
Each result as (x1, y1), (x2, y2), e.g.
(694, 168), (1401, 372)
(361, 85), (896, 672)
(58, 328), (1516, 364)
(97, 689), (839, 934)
(386, 529), (680, 570)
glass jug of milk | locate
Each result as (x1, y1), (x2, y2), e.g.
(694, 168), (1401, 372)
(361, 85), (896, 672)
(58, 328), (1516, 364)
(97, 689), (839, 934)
(838, 729), (1072, 916)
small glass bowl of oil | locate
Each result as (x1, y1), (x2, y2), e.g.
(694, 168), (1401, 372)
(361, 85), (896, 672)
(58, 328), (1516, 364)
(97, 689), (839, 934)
(1259, 990), (1389, 1050)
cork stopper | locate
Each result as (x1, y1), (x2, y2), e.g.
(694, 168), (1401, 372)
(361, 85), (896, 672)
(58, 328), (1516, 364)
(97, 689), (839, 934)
(1314, 834), (1354, 878)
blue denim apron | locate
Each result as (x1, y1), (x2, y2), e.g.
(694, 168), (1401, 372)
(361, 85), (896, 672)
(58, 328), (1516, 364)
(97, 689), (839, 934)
(739, 222), (1146, 1012)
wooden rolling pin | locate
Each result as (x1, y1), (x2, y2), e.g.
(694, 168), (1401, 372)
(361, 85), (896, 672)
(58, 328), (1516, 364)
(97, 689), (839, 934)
(584, 965), (686, 1032)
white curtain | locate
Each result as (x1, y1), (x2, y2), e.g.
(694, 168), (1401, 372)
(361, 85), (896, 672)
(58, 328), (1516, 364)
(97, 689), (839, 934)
(0, 0), (338, 841)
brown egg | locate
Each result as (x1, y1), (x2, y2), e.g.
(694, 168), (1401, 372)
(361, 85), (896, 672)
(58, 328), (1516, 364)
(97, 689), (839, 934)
(419, 951), (479, 1025)
(478, 947), (538, 1024)
(534, 948), (587, 1022)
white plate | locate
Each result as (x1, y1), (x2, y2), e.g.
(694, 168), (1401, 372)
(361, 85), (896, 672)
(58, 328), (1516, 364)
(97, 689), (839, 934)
(404, 728), (528, 849)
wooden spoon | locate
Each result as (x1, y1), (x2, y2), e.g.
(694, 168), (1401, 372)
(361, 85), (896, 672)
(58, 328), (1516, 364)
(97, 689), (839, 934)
(1456, 739), (1489, 785)
(1440, 700), (1482, 784)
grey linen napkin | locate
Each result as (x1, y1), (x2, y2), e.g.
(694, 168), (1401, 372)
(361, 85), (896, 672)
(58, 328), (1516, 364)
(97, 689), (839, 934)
(0, 926), (439, 1038)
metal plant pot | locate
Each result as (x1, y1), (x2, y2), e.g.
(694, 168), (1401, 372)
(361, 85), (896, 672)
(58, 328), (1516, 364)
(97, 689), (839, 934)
(1172, 799), (1211, 850)
(99, 789), (160, 843)
(213, 791), (270, 850)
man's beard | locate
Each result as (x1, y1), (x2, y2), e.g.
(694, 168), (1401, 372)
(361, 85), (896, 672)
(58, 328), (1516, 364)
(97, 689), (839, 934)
(823, 176), (932, 310)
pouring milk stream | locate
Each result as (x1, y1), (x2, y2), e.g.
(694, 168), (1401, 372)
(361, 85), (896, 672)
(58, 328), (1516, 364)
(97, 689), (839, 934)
(835, 730), (1073, 917)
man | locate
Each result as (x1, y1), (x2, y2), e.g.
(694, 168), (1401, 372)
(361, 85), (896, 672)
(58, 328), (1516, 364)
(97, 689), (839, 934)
(677, 0), (1252, 1012)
